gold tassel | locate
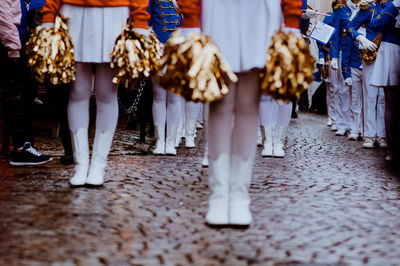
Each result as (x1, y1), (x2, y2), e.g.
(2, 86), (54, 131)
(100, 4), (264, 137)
(26, 15), (76, 85)
(110, 25), (162, 86)
(159, 31), (238, 103)
(260, 29), (315, 103)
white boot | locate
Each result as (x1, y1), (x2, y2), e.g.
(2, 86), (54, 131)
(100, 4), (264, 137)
(69, 128), (89, 186)
(86, 130), (114, 186)
(273, 125), (286, 158)
(175, 117), (184, 148)
(165, 124), (178, 155)
(257, 126), (263, 147)
(229, 155), (253, 226)
(153, 125), (165, 155)
(261, 125), (273, 157)
(202, 144), (209, 167)
(185, 118), (197, 148)
(206, 154), (230, 225)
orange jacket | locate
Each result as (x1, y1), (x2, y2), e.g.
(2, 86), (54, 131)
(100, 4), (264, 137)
(281, 0), (302, 28)
(178, 0), (302, 29)
(179, 0), (200, 28)
(41, 0), (150, 28)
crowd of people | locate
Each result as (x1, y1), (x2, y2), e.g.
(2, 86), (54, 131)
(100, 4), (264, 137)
(1, 0), (399, 227)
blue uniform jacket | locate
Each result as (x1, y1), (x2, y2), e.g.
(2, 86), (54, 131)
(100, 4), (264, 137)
(341, 35), (362, 79)
(330, 4), (353, 59)
(370, 0), (400, 46)
(318, 13), (334, 61)
(149, 0), (182, 43)
(347, 1), (382, 42)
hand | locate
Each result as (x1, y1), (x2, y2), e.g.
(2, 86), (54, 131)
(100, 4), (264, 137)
(356, 35), (377, 52)
(133, 28), (149, 37)
(345, 77), (352, 86)
(41, 22), (55, 29)
(302, 9), (318, 19)
(283, 27), (301, 37)
(330, 58), (338, 70)
(318, 58), (325, 66)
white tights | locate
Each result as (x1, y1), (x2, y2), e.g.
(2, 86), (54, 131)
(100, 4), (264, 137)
(208, 71), (261, 160)
(259, 95), (292, 127)
(68, 63), (118, 133)
(152, 80), (181, 126)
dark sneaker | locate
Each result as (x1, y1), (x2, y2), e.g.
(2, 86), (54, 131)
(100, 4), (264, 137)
(10, 142), (53, 166)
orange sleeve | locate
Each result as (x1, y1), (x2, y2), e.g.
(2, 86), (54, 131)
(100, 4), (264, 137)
(179, 0), (201, 28)
(41, 0), (61, 23)
(130, 0), (150, 28)
(281, 0), (302, 28)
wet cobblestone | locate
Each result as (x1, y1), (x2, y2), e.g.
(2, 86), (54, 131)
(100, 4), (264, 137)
(1, 112), (400, 265)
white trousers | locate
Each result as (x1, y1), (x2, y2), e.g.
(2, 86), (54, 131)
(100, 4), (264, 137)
(363, 61), (386, 138)
(328, 65), (340, 124)
(330, 61), (350, 131)
(349, 67), (363, 135)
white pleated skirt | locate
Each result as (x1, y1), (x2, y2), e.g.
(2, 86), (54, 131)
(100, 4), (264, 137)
(201, 0), (283, 73)
(370, 41), (400, 87)
(60, 4), (129, 63)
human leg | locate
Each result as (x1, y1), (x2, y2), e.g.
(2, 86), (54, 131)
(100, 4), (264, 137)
(86, 63), (118, 186)
(230, 70), (261, 225)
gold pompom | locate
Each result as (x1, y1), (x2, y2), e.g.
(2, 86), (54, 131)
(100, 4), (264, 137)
(110, 25), (162, 86)
(26, 15), (76, 85)
(360, 33), (382, 64)
(158, 31), (238, 103)
(260, 29), (315, 103)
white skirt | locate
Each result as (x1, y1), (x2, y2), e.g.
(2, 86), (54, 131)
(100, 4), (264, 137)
(370, 41), (400, 87)
(201, 0), (283, 73)
(60, 4), (129, 63)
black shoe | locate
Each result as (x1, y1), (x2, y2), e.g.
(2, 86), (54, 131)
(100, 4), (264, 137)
(10, 142), (53, 166)
(60, 154), (74, 165)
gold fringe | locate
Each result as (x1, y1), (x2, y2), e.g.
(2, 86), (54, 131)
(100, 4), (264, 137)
(158, 31), (238, 103)
(260, 29), (315, 103)
(26, 15), (75, 85)
(360, 33), (382, 64)
(110, 25), (162, 86)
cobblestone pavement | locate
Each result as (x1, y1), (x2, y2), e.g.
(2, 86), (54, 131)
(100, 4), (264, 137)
(1, 112), (400, 266)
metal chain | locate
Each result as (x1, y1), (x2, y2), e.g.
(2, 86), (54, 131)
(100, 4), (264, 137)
(119, 80), (146, 116)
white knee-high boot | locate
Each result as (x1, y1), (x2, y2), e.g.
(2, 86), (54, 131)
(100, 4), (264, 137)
(261, 125), (273, 157)
(166, 124), (178, 155)
(185, 118), (197, 148)
(273, 125), (286, 158)
(70, 128), (89, 186)
(206, 154), (230, 225)
(86, 129), (114, 186)
(229, 155), (253, 225)
(153, 125), (165, 155)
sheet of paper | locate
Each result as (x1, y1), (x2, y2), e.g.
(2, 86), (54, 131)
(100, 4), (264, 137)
(309, 21), (336, 45)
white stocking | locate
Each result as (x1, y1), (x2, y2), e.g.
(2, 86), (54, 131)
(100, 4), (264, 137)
(152, 80), (181, 126)
(275, 101), (292, 127)
(68, 63), (118, 133)
(68, 63), (91, 132)
(94, 64), (118, 132)
(259, 95), (278, 127)
(208, 71), (261, 160)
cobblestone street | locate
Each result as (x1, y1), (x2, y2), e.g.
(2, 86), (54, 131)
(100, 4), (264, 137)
(1, 112), (400, 265)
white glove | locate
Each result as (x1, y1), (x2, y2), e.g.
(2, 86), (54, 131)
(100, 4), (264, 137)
(283, 27), (301, 37)
(40, 22), (55, 29)
(318, 58), (325, 65)
(133, 28), (149, 37)
(302, 9), (318, 19)
(393, 0), (400, 8)
(356, 35), (377, 52)
(345, 77), (352, 86)
(330, 58), (339, 70)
